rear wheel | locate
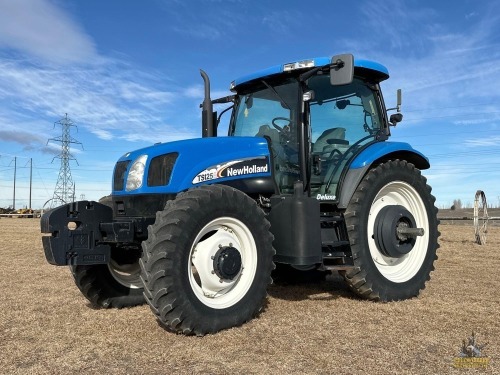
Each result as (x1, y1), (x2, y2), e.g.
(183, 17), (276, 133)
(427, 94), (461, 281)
(71, 247), (144, 308)
(342, 160), (439, 301)
(140, 185), (275, 335)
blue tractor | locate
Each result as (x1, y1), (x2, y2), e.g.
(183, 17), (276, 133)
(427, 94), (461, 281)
(41, 54), (439, 335)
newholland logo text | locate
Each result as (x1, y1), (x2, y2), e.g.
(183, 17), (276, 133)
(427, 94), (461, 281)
(226, 164), (268, 176)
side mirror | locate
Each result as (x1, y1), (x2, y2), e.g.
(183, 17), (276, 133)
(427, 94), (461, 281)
(330, 54), (354, 86)
(396, 89), (402, 112)
(390, 113), (403, 126)
(387, 89), (402, 112)
(245, 95), (253, 109)
(336, 99), (350, 109)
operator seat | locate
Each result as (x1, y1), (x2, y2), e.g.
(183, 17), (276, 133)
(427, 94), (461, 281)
(312, 127), (347, 156)
(256, 124), (280, 147)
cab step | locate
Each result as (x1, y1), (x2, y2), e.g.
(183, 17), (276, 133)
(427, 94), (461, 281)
(321, 264), (354, 271)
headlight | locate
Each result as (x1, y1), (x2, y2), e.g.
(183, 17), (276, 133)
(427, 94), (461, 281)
(126, 154), (148, 191)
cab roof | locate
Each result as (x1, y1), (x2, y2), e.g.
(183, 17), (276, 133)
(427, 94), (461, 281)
(231, 56), (389, 91)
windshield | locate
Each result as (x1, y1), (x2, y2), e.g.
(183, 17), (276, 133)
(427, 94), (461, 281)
(230, 79), (300, 193)
(230, 79), (297, 137)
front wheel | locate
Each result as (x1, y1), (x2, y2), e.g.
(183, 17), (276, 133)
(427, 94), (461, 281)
(71, 246), (144, 308)
(342, 160), (439, 301)
(140, 185), (275, 335)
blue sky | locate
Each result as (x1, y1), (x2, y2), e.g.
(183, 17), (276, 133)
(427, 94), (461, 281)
(0, 0), (499, 209)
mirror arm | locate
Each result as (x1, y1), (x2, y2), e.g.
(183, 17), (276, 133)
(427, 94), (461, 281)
(299, 66), (324, 82)
(299, 59), (346, 82)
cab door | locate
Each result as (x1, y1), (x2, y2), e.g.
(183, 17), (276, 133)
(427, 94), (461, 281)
(307, 76), (385, 198)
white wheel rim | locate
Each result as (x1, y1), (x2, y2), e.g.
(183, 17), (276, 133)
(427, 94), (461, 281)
(367, 181), (429, 283)
(189, 217), (257, 309)
(108, 260), (142, 289)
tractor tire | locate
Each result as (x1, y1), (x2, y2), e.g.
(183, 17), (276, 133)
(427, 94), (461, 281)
(140, 185), (275, 336)
(71, 249), (144, 308)
(342, 159), (439, 301)
(98, 195), (113, 208)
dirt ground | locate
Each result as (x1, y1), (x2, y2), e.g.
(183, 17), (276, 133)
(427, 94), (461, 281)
(0, 219), (498, 374)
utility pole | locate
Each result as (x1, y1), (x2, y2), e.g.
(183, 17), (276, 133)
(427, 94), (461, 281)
(47, 114), (83, 208)
(13, 156), (16, 210)
(29, 158), (32, 209)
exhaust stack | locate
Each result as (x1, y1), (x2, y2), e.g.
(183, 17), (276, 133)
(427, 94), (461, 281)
(200, 70), (215, 137)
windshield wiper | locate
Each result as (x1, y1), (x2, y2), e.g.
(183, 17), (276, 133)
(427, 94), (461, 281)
(261, 80), (290, 110)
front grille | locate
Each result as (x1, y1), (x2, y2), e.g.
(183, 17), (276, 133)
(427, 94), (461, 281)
(147, 152), (178, 187)
(113, 193), (177, 218)
(113, 160), (130, 191)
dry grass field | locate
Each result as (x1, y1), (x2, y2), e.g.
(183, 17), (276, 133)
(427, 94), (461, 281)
(0, 218), (498, 374)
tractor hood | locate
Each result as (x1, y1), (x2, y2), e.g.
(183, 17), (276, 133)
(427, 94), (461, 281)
(113, 136), (272, 195)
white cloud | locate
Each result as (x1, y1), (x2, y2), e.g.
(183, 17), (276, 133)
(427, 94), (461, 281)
(357, 0), (437, 53)
(464, 136), (500, 147)
(184, 85), (204, 99)
(454, 119), (494, 126)
(0, 58), (196, 143)
(346, 3), (500, 134)
(0, 128), (45, 146)
(262, 10), (301, 35)
(171, 24), (222, 41)
(90, 129), (113, 141)
(466, 12), (478, 20)
(0, 0), (97, 64)
(184, 84), (230, 101)
(119, 125), (197, 143)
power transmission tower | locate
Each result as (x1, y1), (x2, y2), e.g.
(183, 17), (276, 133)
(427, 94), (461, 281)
(47, 114), (83, 208)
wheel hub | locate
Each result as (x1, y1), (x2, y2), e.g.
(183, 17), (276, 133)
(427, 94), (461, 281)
(374, 205), (422, 258)
(213, 246), (242, 280)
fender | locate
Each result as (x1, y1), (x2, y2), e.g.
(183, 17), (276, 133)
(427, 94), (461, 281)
(349, 141), (429, 169)
(337, 142), (430, 208)
(113, 136), (273, 196)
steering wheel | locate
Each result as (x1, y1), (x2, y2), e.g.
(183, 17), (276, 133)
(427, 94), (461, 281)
(271, 117), (292, 132)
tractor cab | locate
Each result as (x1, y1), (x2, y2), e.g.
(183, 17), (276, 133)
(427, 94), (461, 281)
(223, 54), (393, 200)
